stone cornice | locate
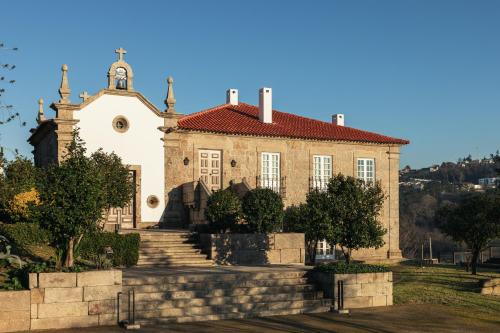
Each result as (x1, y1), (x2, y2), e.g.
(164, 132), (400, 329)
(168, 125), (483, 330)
(74, 89), (181, 118)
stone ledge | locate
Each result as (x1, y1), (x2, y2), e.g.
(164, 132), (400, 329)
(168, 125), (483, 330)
(77, 271), (117, 287)
(38, 272), (77, 288)
(44, 287), (83, 303)
(37, 302), (88, 318)
(83, 285), (122, 302)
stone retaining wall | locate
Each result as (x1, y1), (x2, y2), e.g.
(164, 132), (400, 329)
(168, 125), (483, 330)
(480, 278), (500, 295)
(313, 271), (393, 309)
(200, 233), (306, 265)
(0, 270), (122, 332)
(0, 291), (30, 333)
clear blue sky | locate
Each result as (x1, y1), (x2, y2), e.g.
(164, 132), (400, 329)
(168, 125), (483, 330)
(1, 0), (499, 168)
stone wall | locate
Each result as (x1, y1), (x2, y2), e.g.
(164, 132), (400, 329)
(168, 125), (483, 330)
(313, 271), (393, 309)
(164, 130), (402, 261)
(0, 291), (30, 333)
(480, 278), (500, 295)
(200, 233), (306, 265)
(0, 270), (123, 332)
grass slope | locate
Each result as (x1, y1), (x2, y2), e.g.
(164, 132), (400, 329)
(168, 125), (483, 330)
(392, 262), (500, 323)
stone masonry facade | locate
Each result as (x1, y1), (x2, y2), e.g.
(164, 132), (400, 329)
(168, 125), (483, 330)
(164, 130), (402, 261)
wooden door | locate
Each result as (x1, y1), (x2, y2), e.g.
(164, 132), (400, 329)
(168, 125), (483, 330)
(106, 171), (135, 229)
(199, 149), (222, 192)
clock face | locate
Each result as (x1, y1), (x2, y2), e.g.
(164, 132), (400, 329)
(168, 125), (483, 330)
(115, 67), (127, 80)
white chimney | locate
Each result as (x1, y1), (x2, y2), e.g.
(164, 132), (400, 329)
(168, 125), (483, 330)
(226, 88), (238, 105)
(259, 87), (272, 124)
(332, 114), (344, 126)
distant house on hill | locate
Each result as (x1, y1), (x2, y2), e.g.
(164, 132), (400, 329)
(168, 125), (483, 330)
(478, 177), (500, 188)
(429, 164), (440, 172)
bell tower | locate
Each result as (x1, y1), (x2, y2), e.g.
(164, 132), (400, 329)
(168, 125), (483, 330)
(107, 47), (134, 91)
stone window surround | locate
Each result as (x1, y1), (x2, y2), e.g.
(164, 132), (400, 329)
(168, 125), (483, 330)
(146, 195), (160, 208)
(112, 115), (129, 133)
(357, 157), (376, 183)
(128, 165), (141, 227)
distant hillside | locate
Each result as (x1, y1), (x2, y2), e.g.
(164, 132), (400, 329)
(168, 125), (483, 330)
(399, 151), (499, 259)
(401, 153), (500, 184)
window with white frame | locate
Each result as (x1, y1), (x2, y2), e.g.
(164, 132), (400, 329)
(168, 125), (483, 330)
(357, 158), (375, 184)
(316, 240), (335, 261)
(313, 155), (332, 190)
(261, 152), (280, 192)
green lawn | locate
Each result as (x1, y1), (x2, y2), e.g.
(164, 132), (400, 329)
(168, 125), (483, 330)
(392, 262), (500, 323)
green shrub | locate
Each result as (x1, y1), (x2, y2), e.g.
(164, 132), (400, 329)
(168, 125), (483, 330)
(205, 189), (242, 233)
(0, 223), (51, 247)
(242, 188), (284, 233)
(314, 262), (391, 274)
(77, 232), (140, 267)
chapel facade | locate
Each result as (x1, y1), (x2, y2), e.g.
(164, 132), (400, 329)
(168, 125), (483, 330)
(28, 48), (409, 261)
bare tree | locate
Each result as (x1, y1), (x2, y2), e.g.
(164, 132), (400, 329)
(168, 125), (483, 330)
(0, 42), (24, 161)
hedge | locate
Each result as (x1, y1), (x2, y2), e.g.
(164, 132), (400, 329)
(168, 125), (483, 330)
(78, 232), (140, 267)
(0, 222), (51, 247)
(314, 262), (391, 274)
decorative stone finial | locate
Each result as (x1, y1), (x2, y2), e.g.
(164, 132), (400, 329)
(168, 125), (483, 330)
(79, 91), (90, 102)
(58, 64), (71, 104)
(115, 47), (127, 61)
(37, 98), (45, 124)
(164, 76), (176, 113)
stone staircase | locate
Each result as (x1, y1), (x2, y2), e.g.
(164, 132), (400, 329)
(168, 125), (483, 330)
(123, 268), (331, 324)
(122, 229), (213, 267)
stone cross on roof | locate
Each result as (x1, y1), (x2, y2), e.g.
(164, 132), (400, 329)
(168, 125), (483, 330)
(115, 47), (127, 61)
(79, 91), (89, 102)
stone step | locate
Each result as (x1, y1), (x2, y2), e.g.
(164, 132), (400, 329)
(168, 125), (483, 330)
(133, 284), (317, 301)
(140, 239), (193, 245)
(136, 261), (213, 267)
(123, 271), (308, 285)
(139, 248), (202, 255)
(136, 301), (331, 324)
(137, 256), (210, 263)
(123, 277), (310, 293)
(128, 291), (324, 311)
(139, 242), (199, 248)
(138, 253), (208, 259)
(139, 235), (192, 240)
(137, 299), (331, 318)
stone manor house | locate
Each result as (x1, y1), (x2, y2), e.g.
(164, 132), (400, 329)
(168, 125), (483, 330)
(28, 48), (409, 261)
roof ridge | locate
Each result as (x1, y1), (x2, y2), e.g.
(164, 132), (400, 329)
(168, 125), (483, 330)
(177, 102), (409, 145)
(179, 103), (231, 122)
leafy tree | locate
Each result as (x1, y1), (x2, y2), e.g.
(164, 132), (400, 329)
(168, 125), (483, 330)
(0, 156), (38, 222)
(284, 190), (334, 263)
(242, 188), (284, 233)
(205, 189), (242, 233)
(90, 149), (134, 222)
(37, 130), (132, 268)
(435, 193), (500, 275)
(325, 174), (386, 264)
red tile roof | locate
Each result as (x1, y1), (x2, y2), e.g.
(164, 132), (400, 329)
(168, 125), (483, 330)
(177, 102), (409, 145)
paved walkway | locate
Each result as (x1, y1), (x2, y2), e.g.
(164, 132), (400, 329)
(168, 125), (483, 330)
(44, 304), (499, 333)
(124, 264), (311, 279)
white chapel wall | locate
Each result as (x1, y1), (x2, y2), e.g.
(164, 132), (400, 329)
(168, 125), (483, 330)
(74, 94), (165, 223)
